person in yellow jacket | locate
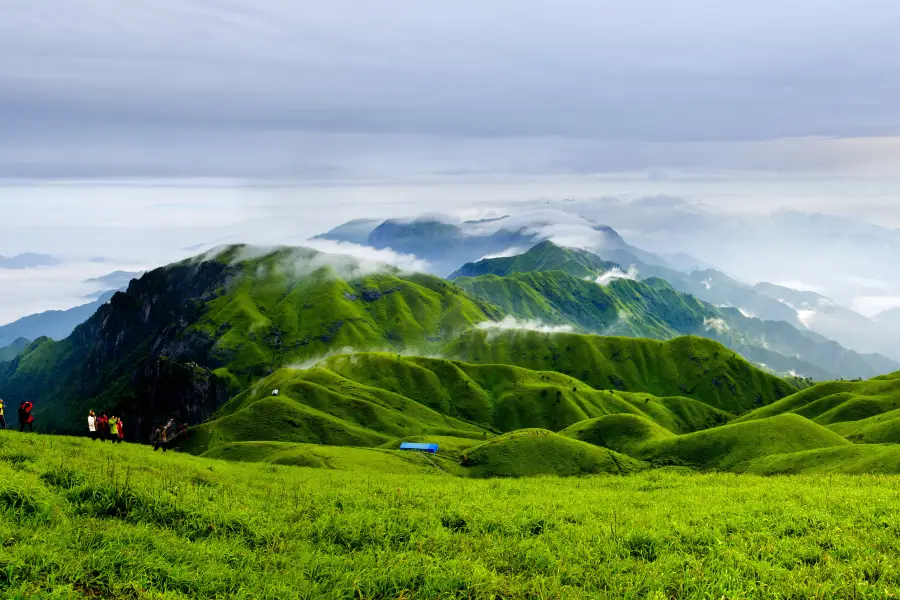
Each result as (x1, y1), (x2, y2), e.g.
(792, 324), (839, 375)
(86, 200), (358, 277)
(0, 397), (5, 430)
(107, 416), (119, 442)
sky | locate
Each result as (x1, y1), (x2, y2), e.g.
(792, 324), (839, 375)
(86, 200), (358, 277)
(3, 0), (900, 179)
(2, 0), (900, 323)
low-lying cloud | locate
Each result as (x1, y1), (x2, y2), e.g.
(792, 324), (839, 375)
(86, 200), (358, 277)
(199, 241), (431, 282)
(593, 267), (639, 286)
(301, 239), (432, 274)
(703, 317), (729, 333)
(476, 316), (575, 335)
(478, 246), (528, 260)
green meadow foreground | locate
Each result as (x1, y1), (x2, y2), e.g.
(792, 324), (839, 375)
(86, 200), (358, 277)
(4, 432), (900, 599)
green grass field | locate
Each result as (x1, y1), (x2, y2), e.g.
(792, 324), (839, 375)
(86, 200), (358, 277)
(4, 431), (900, 599)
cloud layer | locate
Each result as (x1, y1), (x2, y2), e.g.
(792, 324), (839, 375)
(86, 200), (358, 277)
(476, 316), (575, 335)
(4, 0), (900, 178)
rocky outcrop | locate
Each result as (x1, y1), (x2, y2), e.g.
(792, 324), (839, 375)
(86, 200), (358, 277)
(5, 259), (236, 438)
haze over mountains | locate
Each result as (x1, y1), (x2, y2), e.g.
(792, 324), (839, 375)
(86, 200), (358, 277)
(4, 206), (899, 377)
(0, 253), (60, 269)
(319, 209), (900, 361)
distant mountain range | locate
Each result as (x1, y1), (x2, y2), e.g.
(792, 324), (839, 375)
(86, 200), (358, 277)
(82, 271), (144, 298)
(752, 282), (900, 361)
(0, 290), (117, 348)
(315, 213), (672, 277)
(321, 212), (900, 363)
(0, 337), (30, 362)
(0, 253), (60, 269)
(875, 308), (900, 330)
(450, 242), (898, 381)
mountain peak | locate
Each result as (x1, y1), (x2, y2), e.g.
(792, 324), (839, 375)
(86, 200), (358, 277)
(449, 241), (619, 280)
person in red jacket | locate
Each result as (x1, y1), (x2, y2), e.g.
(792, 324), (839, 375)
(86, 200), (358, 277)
(18, 401), (34, 432)
(97, 411), (110, 441)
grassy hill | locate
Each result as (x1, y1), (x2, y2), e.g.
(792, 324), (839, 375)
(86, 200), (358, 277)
(203, 432), (647, 479)
(634, 414), (851, 470)
(0, 246), (501, 437)
(742, 444), (900, 475)
(443, 330), (796, 414)
(736, 371), (900, 442)
(181, 343), (789, 455)
(453, 270), (714, 340)
(560, 414), (677, 454)
(202, 441), (445, 474)
(563, 413), (850, 470)
(5, 431), (900, 598)
(458, 429), (645, 477)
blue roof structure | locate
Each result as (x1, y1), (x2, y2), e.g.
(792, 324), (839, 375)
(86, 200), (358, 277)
(399, 442), (439, 453)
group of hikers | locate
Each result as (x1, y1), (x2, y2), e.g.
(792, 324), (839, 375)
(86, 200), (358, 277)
(86, 410), (126, 442)
(0, 397), (35, 432)
(88, 411), (188, 450)
(1, 397), (188, 449)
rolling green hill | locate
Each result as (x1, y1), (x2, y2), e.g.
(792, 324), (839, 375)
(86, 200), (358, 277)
(453, 270), (714, 340)
(742, 444), (900, 475)
(458, 429), (646, 477)
(560, 414), (677, 454)
(0, 245), (501, 437)
(201, 431), (647, 479)
(736, 371), (900, 442)
(564, 413), (851, 470)
(443, 330), (796, 414)
(201, 441), (445, 474)
(183, 343), (780, 455)
(635, 414), (851, 470)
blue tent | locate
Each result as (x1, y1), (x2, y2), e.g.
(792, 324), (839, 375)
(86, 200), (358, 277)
(399, 442), (439, 454)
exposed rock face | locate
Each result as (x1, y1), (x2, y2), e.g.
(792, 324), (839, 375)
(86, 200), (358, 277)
(1, 260), (235, 439)
(127, 358), (233, 441)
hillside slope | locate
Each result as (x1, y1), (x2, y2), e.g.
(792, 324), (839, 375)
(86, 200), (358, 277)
(442, 330), (796, 414)
(736, 372), (900, 443)
(564, 413), (851, 470)
(742, 444), (900, 475)
(0, 246), (500, 438)
(459, 429), (646, 477)
(183, 345), (767, 454)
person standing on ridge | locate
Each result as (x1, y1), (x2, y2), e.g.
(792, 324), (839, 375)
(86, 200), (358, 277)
(18, 401), (34, 432)
(98, 411), (109, 441)
(108, 415), (119, 443)
(0, 397), (6, 430)
(152, 424), (168, 452)
(115, 416), (125, 443)
(88, 410), (97, 440)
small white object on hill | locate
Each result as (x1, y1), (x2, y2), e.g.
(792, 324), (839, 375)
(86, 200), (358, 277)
(272, 389), (279, 396)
